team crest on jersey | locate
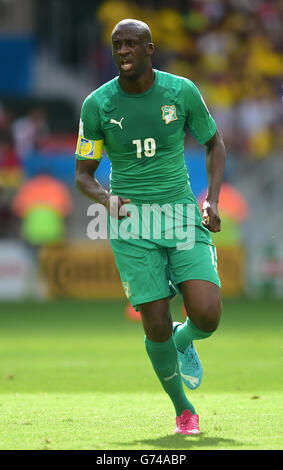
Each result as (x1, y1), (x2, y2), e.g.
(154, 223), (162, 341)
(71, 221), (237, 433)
(161, 105), (178, 125)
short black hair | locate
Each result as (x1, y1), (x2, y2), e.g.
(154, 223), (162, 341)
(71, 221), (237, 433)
(112, 19), (152, 43)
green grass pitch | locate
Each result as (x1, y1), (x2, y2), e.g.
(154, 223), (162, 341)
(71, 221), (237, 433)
(0, 297), (282, 450)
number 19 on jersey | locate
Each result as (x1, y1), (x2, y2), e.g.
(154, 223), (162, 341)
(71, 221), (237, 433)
(133, 138), (156, 158)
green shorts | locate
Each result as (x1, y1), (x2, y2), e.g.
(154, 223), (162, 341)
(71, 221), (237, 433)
(109, 197), (221, 309)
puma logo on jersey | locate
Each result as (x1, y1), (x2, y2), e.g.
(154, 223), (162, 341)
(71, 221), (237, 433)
(161, 105), (178, 125)
(110, 117), (124, 129)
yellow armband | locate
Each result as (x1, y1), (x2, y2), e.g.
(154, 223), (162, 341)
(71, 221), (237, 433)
(76, 136), (103, 160)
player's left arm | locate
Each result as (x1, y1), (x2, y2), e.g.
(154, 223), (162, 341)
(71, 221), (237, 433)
(202, 130), (226, 233)
(183, 78), (226, 233)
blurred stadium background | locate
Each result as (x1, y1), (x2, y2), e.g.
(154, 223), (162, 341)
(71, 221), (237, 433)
(0, 0), (283, 451)
(0, 0), (282, 302)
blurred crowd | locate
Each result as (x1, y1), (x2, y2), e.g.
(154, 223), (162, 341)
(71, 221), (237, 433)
(93, 0), (283, 158)
(0, 103), (49, 179)
(0, 102), (73, 243)
(0, 0), (282, 187)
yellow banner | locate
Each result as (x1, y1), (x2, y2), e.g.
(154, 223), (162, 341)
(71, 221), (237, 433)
(39, 242), (123, 299)
(217, 245), (245, 297)
(39, 242), (244, 299)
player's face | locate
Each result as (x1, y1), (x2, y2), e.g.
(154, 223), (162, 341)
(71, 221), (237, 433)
(112, 28), (152, 79)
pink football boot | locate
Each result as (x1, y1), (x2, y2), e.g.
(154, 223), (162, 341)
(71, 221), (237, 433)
(175, 409), (200, 435)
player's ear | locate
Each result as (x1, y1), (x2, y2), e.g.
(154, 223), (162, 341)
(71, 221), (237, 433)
(147, 43), (155, 56)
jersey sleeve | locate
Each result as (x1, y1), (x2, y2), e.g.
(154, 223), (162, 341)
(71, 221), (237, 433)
(75, 94), (104, 161)
(183, 79), (217, 145)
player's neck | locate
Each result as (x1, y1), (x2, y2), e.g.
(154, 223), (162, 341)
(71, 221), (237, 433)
(118, 67), (155, 94)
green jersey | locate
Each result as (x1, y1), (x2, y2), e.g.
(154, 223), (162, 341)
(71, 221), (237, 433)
(75, 69), (217, 204)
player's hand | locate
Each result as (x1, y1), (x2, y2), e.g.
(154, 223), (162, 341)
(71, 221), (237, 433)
(201, 200), (221, 232)
(106, 195), (133, 220)
(117, 196), (133, 220)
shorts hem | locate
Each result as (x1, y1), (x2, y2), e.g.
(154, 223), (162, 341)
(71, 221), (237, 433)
(173, 276), (221, 289)
(131, 291), (173, 309)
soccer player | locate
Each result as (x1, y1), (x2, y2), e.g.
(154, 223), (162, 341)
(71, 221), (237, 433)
(75, 19), (226, 435)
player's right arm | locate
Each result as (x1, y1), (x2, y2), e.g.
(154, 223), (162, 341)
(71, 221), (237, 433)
(75, 94), (130, 218)
(75, 158), (110, 206)
(75, 159), (131, 219)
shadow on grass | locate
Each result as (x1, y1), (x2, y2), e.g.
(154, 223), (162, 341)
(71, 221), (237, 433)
(113, 433), (243, 450)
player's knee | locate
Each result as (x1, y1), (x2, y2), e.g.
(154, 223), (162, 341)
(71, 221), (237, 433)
(139, 308), (172, 342)
(192, 301), (222, 333)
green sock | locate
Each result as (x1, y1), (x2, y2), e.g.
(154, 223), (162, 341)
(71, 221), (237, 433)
(145, 335), (196, 416)
(174, 317), (213, 353)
